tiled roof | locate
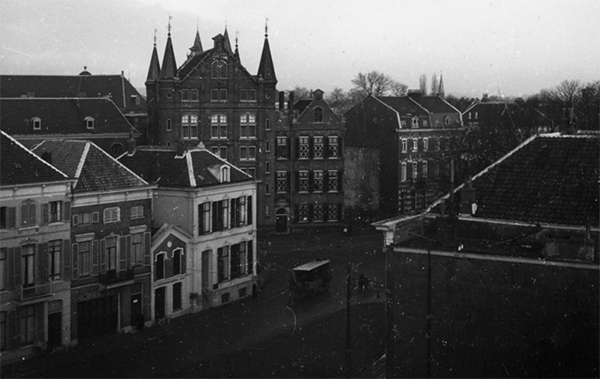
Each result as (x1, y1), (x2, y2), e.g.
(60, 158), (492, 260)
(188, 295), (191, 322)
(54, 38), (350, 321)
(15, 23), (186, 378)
(178, 50), (212, 79)
(0, 98), (135, 136)
(293, 100), (312, 113)
(444, 134), (599, 227)
(418, 96), (459, 114)
(379, 96), (429, 116)
(0, 131), (68, 186)
(31, 140), (148, 193)
(118, 146), (252, 188)
(0, 74), (146, 113)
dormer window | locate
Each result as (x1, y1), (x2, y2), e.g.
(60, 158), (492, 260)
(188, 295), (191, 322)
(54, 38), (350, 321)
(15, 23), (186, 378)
(32, 117), (42, 130)
(444, 116), (451, 126)
(85, 117), (95, 129)
(412, 116), (419, 128)
(314, 107), (324, 122)
(220, 165), (230, 183)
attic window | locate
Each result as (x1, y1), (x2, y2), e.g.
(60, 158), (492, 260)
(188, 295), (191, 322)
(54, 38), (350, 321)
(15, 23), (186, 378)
(444, 116), (451, 126)
(85, 117), (95, 129)
(412, 116), (419, 128)
(32, 117), (42, 130)
(314, 107), (324, 122)
(220, 166), (230, 183)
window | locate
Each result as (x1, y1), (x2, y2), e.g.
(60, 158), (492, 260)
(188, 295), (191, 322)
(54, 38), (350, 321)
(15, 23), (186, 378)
(240, 146), (256, 160)
(246, 167), (256, 178)
(49, 201), (62, 223)
(49, 240), (61, 281)
(328, 170), (339, 192)
(240, 113), (256, 138)
(475, 112), (478, 120)
(412, 161), (418, 180)
(328, 204), (339, 221)
(238, 196), (247, 226)
(22, 244), (35, 287)
(20, 200), (37, 228)
(182, 114), (198, 139)
(265, 162), (271, 174)
(298, 171), (309, 192)
(412, 138), (419, 152)
(199, 202), (211, 234)
(106, 236), (118, 271)
(298, 204), (309, 222)
(211, 89), (228, 101)
(239, 243), (247, 276)
(0, 206), (14, 229)
(423, 137), (429, 152)
(265, 118), (271, 131)
(436, 138), (441, 151)
(156, 253), (165, 280)
(211, 146), (227, 159)
(401, 162), (407, 182)
(173, 282), (182, 310)
(314, 107), (324, 122)
(328, 136), (339, 158)
(191, 89), (198, 101)
(401, 138), (407, 153)
(218, 246), (229, 282)
(240, 89), (247, 101)
(211, 60), (227, 78)
(173, 248), (183, 275)
(444, 116), (451, 126)
(85, 117), (95, 129)
(265, 140), (271, 152)
(131, 205), (144, 219)
(423, 120), (429, 127)
(298, 136), (309, 159)
(313, 204), (324, 222)
(276, 171), (288, 193)
(1, 312), (5, 351)
(401, 120), (407, 128)
(212, 200), (229, 231)
(0, 248), (6, 291)
(265, 184), (271, 195)
(276, 137), (288, 159)
(131, 233), (143, 265)
(468, 112), (472, 120)
(166, 119), (172, 131)
(221, 199), (229, 229)
(423, 161), (428, 179)
(211, 114), (227, 139)
(412, 116), (419, 128)
(20, 306), (35, 345)
(220, 166), (230, 183)
(248, 90), (256, 101)
(104, 207), (120, 223)
(181, 89), (189, 101)
(32, 117), (42, 130)
(220, 89), (227, 101)
(78, 241), (91, 277)
(314, 136), (324, 159)
(314, 170), (324, 192)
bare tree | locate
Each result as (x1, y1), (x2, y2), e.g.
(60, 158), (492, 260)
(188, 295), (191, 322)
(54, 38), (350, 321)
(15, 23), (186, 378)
(419, 74), (427, 94)
(351, 71), (396, 97)
(290, 86), (312, 100)
(326, 87), (358, 117)
(554, 79), (582, 104)
(390, 82), (408, 96)
(430, 73), (439, 96)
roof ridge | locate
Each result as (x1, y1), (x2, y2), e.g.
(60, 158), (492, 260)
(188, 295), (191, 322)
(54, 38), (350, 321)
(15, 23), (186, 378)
(1, 131), (69, 179)
(90, 142), (149, 186)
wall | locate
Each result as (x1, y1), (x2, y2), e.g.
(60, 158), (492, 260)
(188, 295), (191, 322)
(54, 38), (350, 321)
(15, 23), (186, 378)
(343, 146), (380, 221)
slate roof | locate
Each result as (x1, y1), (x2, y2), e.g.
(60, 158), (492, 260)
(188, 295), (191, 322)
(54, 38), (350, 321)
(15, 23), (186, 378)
(31, 140), (148, 193)
(0, 74), (146, 114)
(178, 50), (212, 79)
(118, 146), (252, 188)
(293, 100), (312, 113)
(379, 96), (429, 116)
(432, 133), (600, 227)
(0, 98), (135, 136)
(0, 131), (68, 186)
(418, 96), (459, 114)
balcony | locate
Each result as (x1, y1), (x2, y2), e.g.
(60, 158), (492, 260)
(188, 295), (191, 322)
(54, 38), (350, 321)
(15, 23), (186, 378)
(16, 283), (52, 302)
(98, 268), (135, 288)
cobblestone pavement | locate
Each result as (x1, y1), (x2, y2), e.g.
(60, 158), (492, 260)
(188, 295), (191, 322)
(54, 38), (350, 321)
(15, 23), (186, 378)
(2, 228), (386, 378)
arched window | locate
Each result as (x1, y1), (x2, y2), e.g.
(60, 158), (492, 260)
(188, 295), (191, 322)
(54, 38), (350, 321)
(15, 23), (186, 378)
(210, 114), (227, 139)
(32, 117), (42, 130)
(412, 116), (419, 128)
(84, 117), (95, 129)
(220, 165), (230, 183)
(211, 60), (227, 78)
(181, 114), (198, 139)
(314, 107), (323, 122)
(444, 116), (451, 126)
(265, 118), (271, 131)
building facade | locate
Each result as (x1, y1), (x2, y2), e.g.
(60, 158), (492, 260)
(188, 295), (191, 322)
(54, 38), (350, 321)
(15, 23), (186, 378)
(0, 132), (75, 363)
(146, 26), (278, 231)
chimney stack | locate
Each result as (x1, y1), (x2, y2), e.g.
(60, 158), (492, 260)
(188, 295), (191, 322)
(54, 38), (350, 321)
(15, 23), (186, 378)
(127, 134), (136, 155)
(288, 91), (295, 113)
(279, 91), (285, 110)
(407, 90), (422, 104)
(459, 176), (477, 217)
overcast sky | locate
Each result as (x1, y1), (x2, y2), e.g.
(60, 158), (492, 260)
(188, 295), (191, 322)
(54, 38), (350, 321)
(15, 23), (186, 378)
(1, 0), (598, 98)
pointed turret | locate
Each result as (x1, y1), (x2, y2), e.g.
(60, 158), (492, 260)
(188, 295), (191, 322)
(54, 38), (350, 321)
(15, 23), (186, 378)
(257, 24), (277, 84)
(160, 26), (178, 79)
(223, 27), (233, 54)
(146, 38), (161, 82)
(438, 73), (445, 99)
(189, 29), (203, 57)
(234, 31), (240, 62)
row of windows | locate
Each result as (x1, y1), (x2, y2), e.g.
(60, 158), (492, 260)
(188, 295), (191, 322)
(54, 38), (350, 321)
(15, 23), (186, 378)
(73, 233), (146, 278)
(276, 135), (340, 159)
(0, 243), (62, 291)
(296, 203), (341, 223)
(399, 190), (430, 214)
(400, 160), (449, 182)
(0, 305), (38, 348)
(155, 248), (184, 281)
(198, 196), (253, 235)
(72, 205), (144, 226)
(30, 117), (95, 131)
(217, 241), (254, 283)
(401, 136), (453, 153)
(400, 116), (452, 129)
(1, 200), (67, 230)
(166, 115), (272, 136)
(273, 170), (341, 194)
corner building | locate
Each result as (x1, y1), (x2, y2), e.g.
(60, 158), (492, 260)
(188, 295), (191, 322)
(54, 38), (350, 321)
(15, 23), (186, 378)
(146, 27), (278, 231)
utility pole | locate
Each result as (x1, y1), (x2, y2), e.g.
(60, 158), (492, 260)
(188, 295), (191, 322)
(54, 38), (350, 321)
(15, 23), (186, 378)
(346, 262), (352, 377)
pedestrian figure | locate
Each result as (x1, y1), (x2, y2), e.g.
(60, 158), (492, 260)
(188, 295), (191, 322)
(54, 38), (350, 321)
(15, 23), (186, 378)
(358, 273), (368, 292)
(252, 283), (258, 300)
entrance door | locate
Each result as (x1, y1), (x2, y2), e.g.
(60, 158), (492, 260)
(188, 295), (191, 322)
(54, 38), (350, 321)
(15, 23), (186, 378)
(130, 293), (142, 326)
(48, 312), (62, 347)
(275, 208), (288, 233)
(155, 287), (165, 320)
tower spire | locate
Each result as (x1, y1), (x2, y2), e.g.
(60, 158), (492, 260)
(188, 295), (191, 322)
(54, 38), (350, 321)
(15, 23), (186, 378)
(438, 71), (445, 99)
(160, 17), (178, 78)
(223, 25), (233, 54)
(257, 20), (276, 84)
(146, 30), (161, 82)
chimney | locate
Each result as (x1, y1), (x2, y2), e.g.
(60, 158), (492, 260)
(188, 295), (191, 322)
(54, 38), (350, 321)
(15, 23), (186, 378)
(176, 140), (186, 157)
(459, 177), (477, 217)
(288, 91), (295, 113)
(559, 104), (576, 135)
(407, 90), (422, 104)
(279, 91), (285, 110)
(127, 134), (136, 155)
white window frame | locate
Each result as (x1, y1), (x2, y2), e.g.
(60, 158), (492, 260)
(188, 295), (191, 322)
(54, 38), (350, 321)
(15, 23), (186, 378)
(130, 205), (144, 219)
(412, 137), (419, 152)
(401, 138), (407, 153)
(85, 117), (95, 130)
(103, 207), (121, 223)
(32, 117), (42, 130)
(412, 116), (419, 128)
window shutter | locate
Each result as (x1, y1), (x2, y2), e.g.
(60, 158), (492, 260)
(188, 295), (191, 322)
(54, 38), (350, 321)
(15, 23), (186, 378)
(338, 137), (343, 157)
(181, 249), (187, 274)
(92, 212), (99, 223)
(338, 170), (343, 192)
(13, 247), (22, 286)
(71, 244), (78, 279)
(7, 247), (15, 289)
(72, 214), (79, 226)
(20, 203), (27, 227)
(119, 236), (127, 271)
(62, 240), (71, 281)
(31, 202), (37, 225)
(92, 240), (99, 275)
(38, 243), (48, 283)
(144, 232), (151, 266)
(217, 250), (223, 283)
(126, 235), (132, 268)
(42, 204), (49, 225)
(63, 201), (71, 222)
(247, 241), (253, 275)
(7, 207), (16, 229)
(165, 251), (173, 278)
(100, 239), (106, 273)
(198, 204), (203, 235)
(6, 310), (16, 349)
(230, 199), (237, 227)
(247, 196), (253, 225)
(212, 202), (218, 231)
(287, 137), (291, 159)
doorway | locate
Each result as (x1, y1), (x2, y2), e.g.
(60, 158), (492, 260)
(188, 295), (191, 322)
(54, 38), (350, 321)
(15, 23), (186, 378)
(155, 287), (165, 321)
(275, 208), (288, 233)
